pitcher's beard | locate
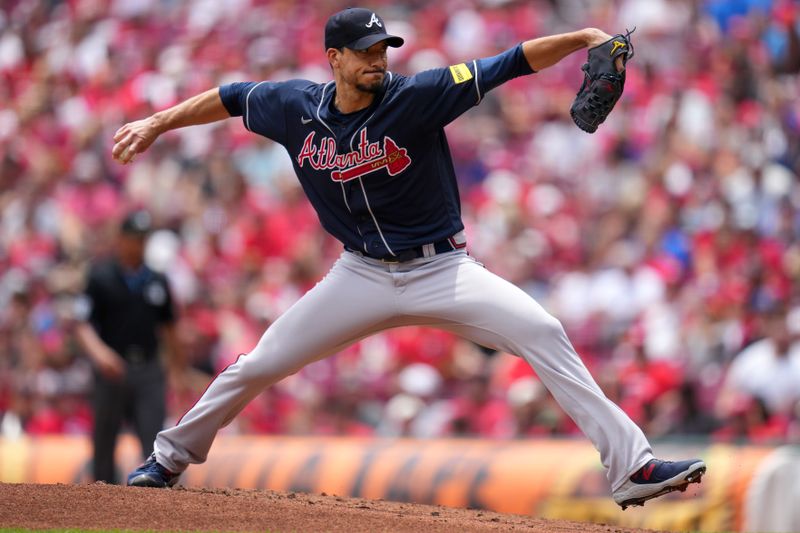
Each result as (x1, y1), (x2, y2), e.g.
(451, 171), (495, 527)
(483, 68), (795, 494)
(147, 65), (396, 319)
(356, 74), (384, 94)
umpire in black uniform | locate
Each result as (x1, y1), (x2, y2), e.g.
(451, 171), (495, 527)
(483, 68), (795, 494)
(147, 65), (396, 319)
(75, 210), (182, 483)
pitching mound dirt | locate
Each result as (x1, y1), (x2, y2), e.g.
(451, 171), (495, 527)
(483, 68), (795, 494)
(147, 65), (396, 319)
(1, 482), (663, 532)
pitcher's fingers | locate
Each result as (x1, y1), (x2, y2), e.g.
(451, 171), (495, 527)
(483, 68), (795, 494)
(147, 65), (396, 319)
(122, 137), (145, 163)
(111, 140), (128, 159)
(113, 129), (132, 148)
(113, 141), (136, 163)
(122, 141), (141, 163)
(113, 125), (130, 142)
(120, 146), (133, 164)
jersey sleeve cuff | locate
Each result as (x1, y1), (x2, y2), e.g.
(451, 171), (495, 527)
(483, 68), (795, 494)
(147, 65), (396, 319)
(218, 84), (243, 117)
(476, 43), (535, 95)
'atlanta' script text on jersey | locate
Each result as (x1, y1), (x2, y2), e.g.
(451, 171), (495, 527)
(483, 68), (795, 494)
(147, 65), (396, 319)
(296, 129), (412, 183)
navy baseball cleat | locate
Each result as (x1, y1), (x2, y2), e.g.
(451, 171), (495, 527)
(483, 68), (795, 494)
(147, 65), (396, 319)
(127, 453), (180, 488)
(613, 458), (706, 510)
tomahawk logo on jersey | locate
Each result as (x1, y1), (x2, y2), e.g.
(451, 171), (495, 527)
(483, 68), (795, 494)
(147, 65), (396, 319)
(296, 129), (412, 183)
(219, 44), (533, 258)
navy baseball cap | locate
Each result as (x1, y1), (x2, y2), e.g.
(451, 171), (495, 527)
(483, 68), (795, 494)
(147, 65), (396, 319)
(325, 8), (404, 50)
(120, 210), (153, 236)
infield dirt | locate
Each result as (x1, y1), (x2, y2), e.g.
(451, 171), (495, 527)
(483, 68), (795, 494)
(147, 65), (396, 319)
(1, 482), (665, 532)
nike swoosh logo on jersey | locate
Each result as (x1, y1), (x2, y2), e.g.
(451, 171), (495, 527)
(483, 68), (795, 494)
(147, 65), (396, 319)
(301, 116), (313, 125)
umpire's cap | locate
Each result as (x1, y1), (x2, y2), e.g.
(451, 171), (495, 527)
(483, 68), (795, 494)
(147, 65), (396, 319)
(325, 8), (404, 50)
(120, 210), (153, 237)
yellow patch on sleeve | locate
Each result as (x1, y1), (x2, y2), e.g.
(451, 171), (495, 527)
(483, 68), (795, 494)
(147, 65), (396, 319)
(448, 63), (474, 84)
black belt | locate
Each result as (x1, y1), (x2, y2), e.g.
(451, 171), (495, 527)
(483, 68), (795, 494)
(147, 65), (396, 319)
(353, 235), (466, 263)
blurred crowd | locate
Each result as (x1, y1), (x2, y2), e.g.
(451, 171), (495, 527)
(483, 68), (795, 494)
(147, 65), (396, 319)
(1, 0), (800, 445)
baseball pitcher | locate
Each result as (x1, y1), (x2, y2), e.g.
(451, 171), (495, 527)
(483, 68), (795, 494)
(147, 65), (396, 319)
(118, 8), (705, 509)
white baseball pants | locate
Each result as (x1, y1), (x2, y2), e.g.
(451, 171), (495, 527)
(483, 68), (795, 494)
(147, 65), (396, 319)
(155, 250), (653, 491)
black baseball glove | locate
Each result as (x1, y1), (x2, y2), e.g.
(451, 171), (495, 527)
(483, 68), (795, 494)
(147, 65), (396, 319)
(570, 29), (635, 133)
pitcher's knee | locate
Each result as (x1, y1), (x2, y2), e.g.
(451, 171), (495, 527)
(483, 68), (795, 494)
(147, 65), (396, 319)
(530, 312), (567, 340)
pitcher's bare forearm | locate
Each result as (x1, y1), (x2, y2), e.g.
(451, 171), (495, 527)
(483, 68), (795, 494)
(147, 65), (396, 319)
(150, 88), (231, 133)
(522, 28), (614, 72)
(112, 88), (229, 164)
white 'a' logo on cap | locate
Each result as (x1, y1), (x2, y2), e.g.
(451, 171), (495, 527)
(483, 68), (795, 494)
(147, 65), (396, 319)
(366, 13), (382, 28)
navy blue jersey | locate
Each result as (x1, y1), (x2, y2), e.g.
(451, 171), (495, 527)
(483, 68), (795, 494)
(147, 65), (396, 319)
(220, 44), (533, 258)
